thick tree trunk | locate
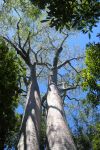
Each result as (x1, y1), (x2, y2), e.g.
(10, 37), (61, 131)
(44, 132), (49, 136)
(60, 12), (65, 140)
(17, 66), (41, 150)
(46, 75), (76, 150)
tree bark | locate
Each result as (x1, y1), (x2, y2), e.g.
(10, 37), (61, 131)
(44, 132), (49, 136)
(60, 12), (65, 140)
(46, 75), (76, 150)
(17, 65), (41, 150)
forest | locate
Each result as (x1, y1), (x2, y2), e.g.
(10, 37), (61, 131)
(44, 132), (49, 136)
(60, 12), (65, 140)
(0, 0), (100, 150)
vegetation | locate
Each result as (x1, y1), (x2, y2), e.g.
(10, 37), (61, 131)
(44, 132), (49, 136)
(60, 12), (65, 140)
(32, 0), (100, 31)
(73, 41), (100, 150)
(82, 42), (100, 107)
(0, 40), (21, 149)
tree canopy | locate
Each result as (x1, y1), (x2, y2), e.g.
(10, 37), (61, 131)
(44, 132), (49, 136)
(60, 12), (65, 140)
(32, 0), (100, 31)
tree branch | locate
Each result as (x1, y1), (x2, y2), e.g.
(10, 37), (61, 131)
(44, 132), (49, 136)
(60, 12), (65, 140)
(17, 18), (22, 49)
(68, 62), (79, 73)
(23, 31), (31, 50)
(16, 19), (28, 57)
(36, 62), (51, 69)
(66, 95), (80, 102)
(60, 84), (80, 92)
(57, 56), (84, 69)
(3, 36), (31, 66)
(53, 35), (68, 68)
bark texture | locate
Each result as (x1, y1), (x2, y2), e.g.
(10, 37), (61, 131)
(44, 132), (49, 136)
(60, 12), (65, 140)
(46, 75), (76, 150)
(17, 66), (41, 150)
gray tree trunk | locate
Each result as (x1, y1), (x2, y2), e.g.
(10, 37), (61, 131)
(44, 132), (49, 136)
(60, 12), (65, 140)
(46, 75), (76, 150)
(17, 66), (41, 150)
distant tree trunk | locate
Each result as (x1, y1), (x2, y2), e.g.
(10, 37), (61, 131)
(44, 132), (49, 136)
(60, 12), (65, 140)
(46, 74), (76, 150)
(17, 65), (41, 150)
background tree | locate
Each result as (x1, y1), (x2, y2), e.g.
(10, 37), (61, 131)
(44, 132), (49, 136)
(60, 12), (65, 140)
(70, 39), (100, 150)
(0, 39), (22, 150)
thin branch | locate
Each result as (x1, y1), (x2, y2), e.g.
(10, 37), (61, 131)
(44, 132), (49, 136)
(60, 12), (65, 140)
(37, 68), (44, 78)
(16, 19), (28, 57)
(13, 7), (21, 18)
(68, 62), (79, 73)
(23, 31), (31, 50)
(60, 34), (69, 48)
(46, 31), (57, 49)
(66, 95), (80, 102)
(60, 84), (80, 91)
(36, 62), (51, 69)
(57, 56), (84, 69)
(31, 50), (38, 62)
(17, 18), (21, 48)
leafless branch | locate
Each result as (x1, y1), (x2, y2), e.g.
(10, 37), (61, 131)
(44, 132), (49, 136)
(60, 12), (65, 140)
(17, 18), (21, 48)
(60, 84), (80, 92)
(46, 31), (57, 49)
(57, 56), (84, 69)
(37, 68), (44, 78)
(66, 95), (80, 102)
(23, 31), (31, 50)
(31, 50), (38, 62)
(36, 62), (51, 69)
(13, 7), (21, 18)
(68, 62), (79, 73)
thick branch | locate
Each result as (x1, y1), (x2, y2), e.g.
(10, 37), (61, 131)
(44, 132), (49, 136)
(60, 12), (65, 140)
(53, 35), (68, 68)
(3, 36), (31, 66)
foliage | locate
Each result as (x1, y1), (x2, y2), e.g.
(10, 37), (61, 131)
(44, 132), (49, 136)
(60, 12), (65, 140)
(73, 121), (100, 150)
(0, 40), (22, 149)
(72, 42), (100, 149)
(0, 0), (40, 38)
(40, 116), (46, 150)
(81, 43), (100, 107)
(91, 123), (100, 150)
(32, 0), (100, 31)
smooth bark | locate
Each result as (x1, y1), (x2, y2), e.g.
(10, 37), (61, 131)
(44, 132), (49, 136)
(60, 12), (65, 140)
(46, 75), (76, 150)
(17, 65), (41, 150)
